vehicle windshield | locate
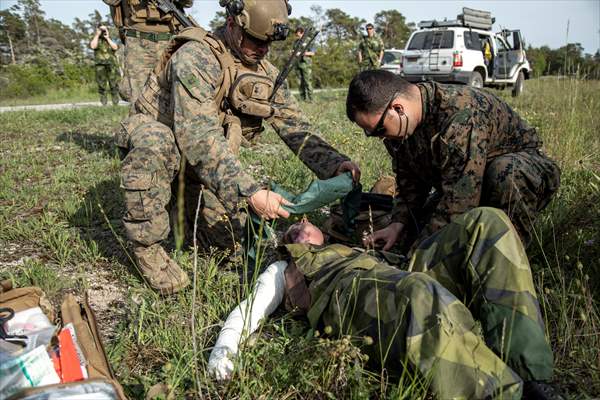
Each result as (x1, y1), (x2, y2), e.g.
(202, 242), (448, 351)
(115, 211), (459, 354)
(407, 30), (454, 50)
(383, 51), (402, 64)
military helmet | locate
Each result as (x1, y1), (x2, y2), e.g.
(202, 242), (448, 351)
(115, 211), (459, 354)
(220, 0), (291, 41)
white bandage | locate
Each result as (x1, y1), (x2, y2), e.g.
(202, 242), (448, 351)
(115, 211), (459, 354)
(208, 260), (287, 380)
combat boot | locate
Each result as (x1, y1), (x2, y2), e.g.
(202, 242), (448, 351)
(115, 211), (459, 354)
(523, 381), (565, 400)
(133, 243), (190, 295)
(100, 94), (108, 106)
(111, 90), (120, 106)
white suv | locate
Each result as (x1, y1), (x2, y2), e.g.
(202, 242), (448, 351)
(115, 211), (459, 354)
(401, 8), (530, 96)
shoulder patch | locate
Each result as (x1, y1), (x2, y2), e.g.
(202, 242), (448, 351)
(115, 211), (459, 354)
(179, 73), (201, 89)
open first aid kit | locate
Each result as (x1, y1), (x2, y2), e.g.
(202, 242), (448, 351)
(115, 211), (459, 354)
(0, 280), (126, 400)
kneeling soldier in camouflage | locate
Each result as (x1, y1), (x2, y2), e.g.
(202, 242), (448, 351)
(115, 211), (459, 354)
(346, 70), (561, 252)
(209, 208), (563, 399)
(116, 0), (360, 294)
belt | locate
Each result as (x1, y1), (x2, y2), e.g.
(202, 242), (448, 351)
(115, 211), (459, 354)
(125, 29), (172, 42)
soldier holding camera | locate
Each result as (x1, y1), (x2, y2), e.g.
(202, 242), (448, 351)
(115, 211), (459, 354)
(89, 25), (121, 106)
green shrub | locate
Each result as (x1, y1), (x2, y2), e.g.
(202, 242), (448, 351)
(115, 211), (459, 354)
(0, 62), (94, 99)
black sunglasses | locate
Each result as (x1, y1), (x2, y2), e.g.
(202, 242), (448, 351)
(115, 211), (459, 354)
(364, 93), (398, 137)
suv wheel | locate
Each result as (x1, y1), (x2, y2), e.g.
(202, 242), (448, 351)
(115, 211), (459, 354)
(468, 71), (484, 88)
(512, 71), (525, 97)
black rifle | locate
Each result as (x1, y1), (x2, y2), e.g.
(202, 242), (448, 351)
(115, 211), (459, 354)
(269, 28), (319, 102)
(153, 0), (196, 28)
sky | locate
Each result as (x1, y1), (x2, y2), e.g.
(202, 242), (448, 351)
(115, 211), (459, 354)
(2, 0), (599, 54)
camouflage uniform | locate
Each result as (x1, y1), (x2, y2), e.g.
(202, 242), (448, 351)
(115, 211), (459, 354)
(107, 0), (193, 102)
(386, 81), (560, 247)
(358, 34), (384, 70)
(283, 207), (553, 399)
(93, 39), (120, 106)
(294, 39), (314, 101)
(118, 27), (350, 253)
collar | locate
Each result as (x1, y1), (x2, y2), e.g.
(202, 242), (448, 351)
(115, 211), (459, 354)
(416, 81), (436, 120)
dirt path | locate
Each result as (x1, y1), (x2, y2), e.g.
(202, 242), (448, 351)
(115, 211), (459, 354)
(0, 88), (346, 113)
(0, 100), (130, 113)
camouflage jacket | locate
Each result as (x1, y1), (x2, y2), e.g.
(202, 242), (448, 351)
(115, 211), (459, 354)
(385, 82), (543, 240)
(358, 35), (384, 65)
(94, 39), (118, 65)
(166, 29), (349, 203)
(283, 243), (406, 328)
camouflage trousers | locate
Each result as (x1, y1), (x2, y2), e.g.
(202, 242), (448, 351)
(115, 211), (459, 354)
(401, 148), (560, 248)
(119, 36), (170, 103)
(316, 208), (552, 399)
(95, 63), (120, 105)
(295, 63), (313, 101)
(119, 117), (245, 251)
(481, 148), (560, 240)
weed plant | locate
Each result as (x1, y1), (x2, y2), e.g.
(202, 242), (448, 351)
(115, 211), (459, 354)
(0, 78), (598, 398)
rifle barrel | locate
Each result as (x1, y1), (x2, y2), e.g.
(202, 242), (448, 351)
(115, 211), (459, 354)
(269, 29), (319, 101)
(154, 0), (194, 28)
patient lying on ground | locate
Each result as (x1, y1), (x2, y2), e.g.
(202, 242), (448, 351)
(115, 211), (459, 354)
(208, 208), (559, 400)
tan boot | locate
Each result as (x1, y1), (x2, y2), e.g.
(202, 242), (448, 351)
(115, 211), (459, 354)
(133, 243), (190, 295)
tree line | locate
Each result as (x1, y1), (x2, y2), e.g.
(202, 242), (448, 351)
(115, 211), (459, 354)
(1, 0), (599, 98)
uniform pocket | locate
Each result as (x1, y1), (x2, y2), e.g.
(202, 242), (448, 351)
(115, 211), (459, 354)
(121, 171), (154, 221)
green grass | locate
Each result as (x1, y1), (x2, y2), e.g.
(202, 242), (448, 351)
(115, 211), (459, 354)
(0, 84), (99, 107)
(0, 79), (599, 398)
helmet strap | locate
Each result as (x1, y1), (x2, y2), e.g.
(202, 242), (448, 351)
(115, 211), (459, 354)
(224, 20), (258, 66)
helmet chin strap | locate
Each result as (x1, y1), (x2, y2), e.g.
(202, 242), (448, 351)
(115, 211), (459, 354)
(224, 23), (259, 66)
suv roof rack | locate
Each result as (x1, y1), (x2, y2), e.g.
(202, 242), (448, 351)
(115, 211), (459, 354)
(418, 7), (495, 31)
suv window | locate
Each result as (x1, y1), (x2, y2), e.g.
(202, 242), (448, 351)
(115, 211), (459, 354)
(464, 31), (482, 50)
(407, 31), (454, 50)
(503, 31), (522, 50)
(383, 51), (402, 64)
(495, 37), (509, 52)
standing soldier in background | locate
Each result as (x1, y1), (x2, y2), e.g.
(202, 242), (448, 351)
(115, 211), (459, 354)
(293, 27), (315, 102)
(89, 25), (120, 106)
(102, 0), (194, 102)
(357, 23), (384, 71)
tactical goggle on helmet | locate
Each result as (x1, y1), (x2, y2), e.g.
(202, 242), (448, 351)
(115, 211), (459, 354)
(220, 0), (291, 42)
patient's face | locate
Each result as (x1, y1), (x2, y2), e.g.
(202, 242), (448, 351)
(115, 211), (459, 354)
(289, 221), (325, 245)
